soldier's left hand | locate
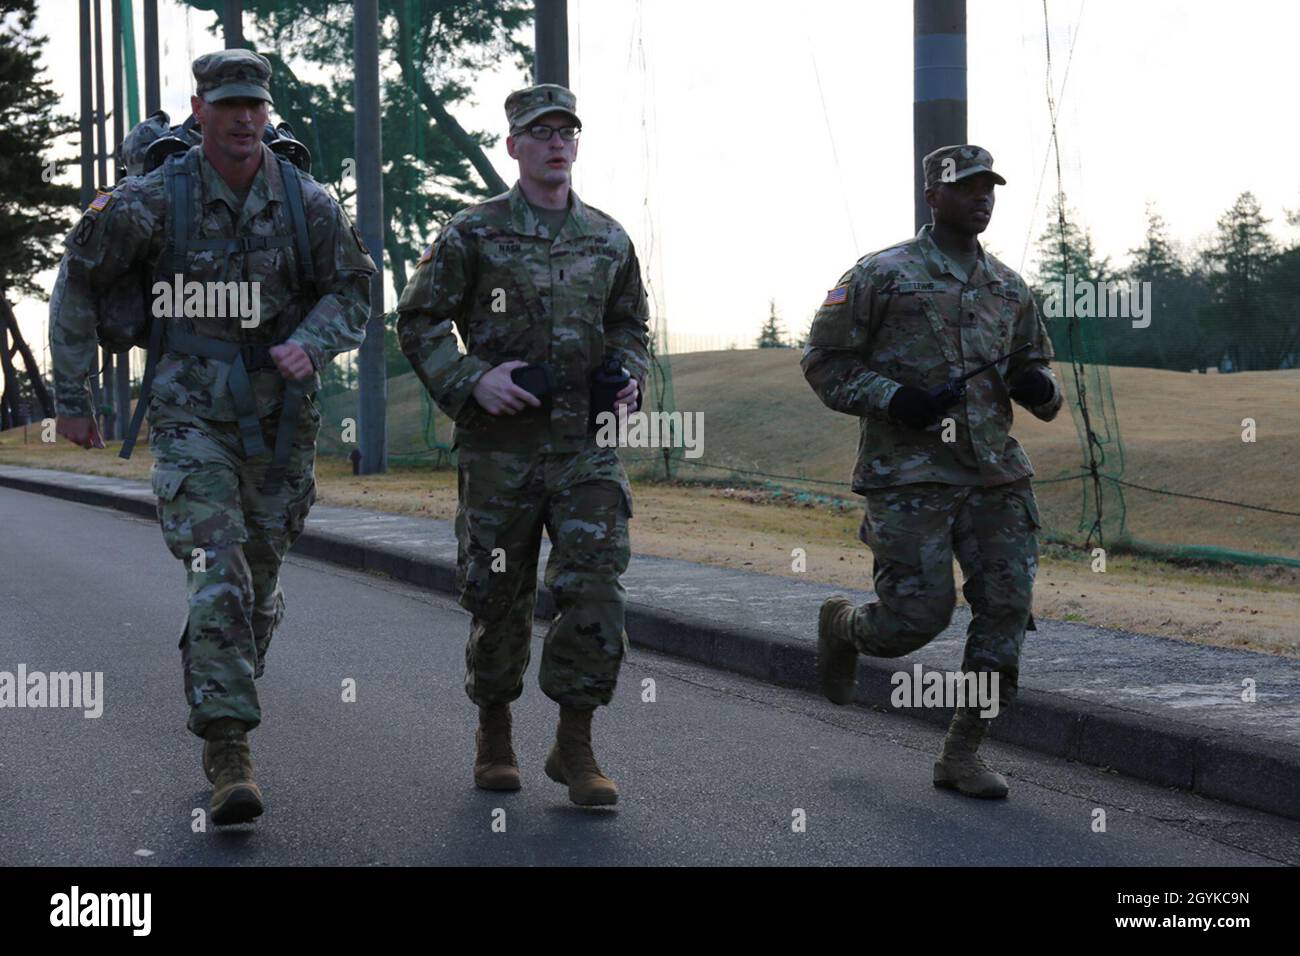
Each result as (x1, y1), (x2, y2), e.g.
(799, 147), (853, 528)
(614, 377), (640, 413)
(270, 342), (315, 381)
(1008, 367), (1053, 406)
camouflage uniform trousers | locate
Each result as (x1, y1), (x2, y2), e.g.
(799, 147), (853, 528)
(846, 476), (1041, 710)
(147, 395), (319, 737)
(455, 440), (633, 710)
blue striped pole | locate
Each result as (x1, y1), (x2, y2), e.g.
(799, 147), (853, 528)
(914, 0), (968, 231)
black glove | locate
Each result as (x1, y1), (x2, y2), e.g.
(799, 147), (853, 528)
(887, 385), (944, 430)
(1008, 368), (1054, 406)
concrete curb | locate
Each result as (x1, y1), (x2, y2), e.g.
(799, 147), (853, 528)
(3, 467), (1298, 822)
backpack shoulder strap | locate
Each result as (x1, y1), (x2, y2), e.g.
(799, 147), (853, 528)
(118, 298), (165, 461)
(162, 152), (192, 277)
(276, 157), (318, 299)
(123, 154), (190, 461)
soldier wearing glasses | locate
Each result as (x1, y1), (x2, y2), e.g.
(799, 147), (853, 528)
(397, 84), (650, 806)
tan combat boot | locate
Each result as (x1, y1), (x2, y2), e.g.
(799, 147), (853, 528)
(933, 708), (1009, 799)
(817, 596), (859, 705)
(474, 703), (521, 791)
(204, 717), (264, 824)
(544, 706), (618, 806)
(202, 738), (217, 783)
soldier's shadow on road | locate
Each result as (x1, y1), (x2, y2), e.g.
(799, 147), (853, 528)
(425, 789), (627, 866)
(541, 804), (620, 819)
(211, 825), (258, 847)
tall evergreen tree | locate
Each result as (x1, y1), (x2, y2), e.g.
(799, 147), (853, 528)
(1031, 193), (1111, 362)
(1032, 193), (1111, 290)
(1200, 192), (1279, 370)
(0, 0), (78, 423)
(1124, 203), (1212, 371)
(756, 299), (787, 348)
(0, 0), (78, 300)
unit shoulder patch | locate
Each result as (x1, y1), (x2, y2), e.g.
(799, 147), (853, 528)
(72, 215), (96, 246)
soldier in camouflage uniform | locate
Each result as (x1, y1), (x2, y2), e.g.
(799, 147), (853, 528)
(802, 145), (1062, 799)
(50, 50), (375, 825)
(116, 111), (172, 178)
(396, 84), (649, 807)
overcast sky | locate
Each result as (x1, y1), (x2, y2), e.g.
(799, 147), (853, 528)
(15, 0), (1300, 367)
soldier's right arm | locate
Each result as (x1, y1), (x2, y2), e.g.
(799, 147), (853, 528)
(394, 222), (493, 421)
(800, 265), (902, 417)
(49, 182), (160, 417)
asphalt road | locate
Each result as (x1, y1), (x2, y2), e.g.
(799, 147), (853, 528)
(1, 486), (1297, 866)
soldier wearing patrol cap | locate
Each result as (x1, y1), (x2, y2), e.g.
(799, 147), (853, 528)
(802, 144), (1063, 800)
(116, 111), (172, 178)
(49, 48), (375, 825)
(396, 83), (650, 807)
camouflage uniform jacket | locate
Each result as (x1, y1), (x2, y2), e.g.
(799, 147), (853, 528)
(395, 182), (651, 454)
(49, 143), (375, 419)
(802, 224), (1063, 492)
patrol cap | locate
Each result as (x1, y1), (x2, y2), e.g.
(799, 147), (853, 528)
(505, 84), (580, 130)
(193, 49), (274, 105)
(117, 110), (172, 177)
(923, 144), (1006, 189)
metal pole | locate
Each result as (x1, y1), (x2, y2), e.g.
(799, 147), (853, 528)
(534, 0), (569, 86)
(81, 0), (103, 431)
(112, 0), (131, 434)
(224, 1), (245, 49)
(120, 0), (141, 127)
(79, 1), (93, 209)
(111, 0), (124, 166)
(143, 0), (160, 114)
(354, 0), (386, 474)
(93, 0), (116, 440)
(913, 0), (967, 232)
(93, 0), (107, 187)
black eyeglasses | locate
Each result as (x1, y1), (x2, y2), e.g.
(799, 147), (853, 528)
(513, 124), (581, 142)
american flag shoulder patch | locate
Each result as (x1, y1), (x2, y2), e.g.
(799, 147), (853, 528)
(822, 285), (848, 306)
(417, 243), (433, 266)
(87, 190), (115, 213)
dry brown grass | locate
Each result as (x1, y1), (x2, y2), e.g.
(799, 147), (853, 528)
(3, 413), (1296, 656)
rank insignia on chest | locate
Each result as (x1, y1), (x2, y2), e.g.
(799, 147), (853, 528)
(896, 281), (939, 293)
(87, 190), (115, 213)
(822, 285), (848, 306)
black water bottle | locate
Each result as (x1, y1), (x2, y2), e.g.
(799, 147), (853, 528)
(589, 358), (631, 430)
